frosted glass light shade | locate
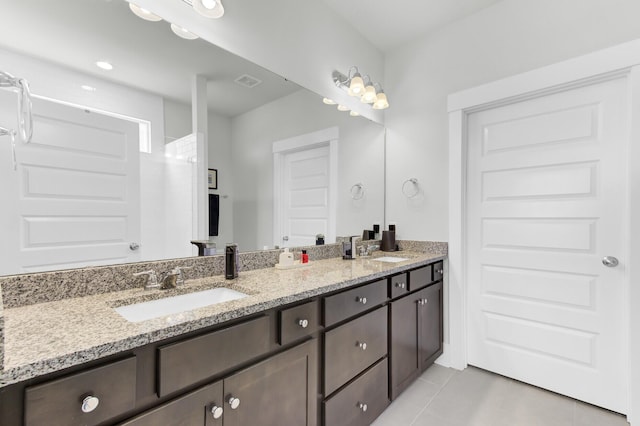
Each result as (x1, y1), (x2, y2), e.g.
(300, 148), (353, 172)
(323, 98), (336, 105)
(129, 3), (162, 21)
(372, 92), (389, 110)
(337, 104), (350, 112)
(193, 0), (225, 18)
(171, 24), (199, 40)
(350, 111), (360, 117)
(361, 85), (377, 103)
(348, 73), (364, 96)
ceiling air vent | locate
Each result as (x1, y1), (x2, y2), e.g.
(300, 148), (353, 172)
(234, 74), (262, 88)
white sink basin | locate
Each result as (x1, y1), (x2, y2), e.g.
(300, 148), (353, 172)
(115, 287), (248, 323)
(372, 256), (409, 263)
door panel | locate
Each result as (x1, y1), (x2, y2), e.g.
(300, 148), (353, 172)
(466, 77), (627, 412)
(0, 96), (140, 274)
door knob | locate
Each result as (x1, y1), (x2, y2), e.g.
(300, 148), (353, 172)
(602, 256), (619, 267)
(129, 242), (140, 251)
(282, 236), (289, 241)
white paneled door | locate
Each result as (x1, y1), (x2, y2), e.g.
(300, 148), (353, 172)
(0, 96), (140, 274)
(279, 145), (331, 248)
(466, 77), (628, 412)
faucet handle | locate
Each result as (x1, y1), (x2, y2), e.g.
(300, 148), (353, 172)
(133, 270), (159, 290)
(171, 266), (192, 286)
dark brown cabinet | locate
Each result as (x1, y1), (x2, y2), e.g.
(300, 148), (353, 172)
(390, 281), (443, 400)
(123, 339), (318, 426)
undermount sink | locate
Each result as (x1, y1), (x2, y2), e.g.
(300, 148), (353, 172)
(372, 256), (409, 263)
(115, 287), (248, 323)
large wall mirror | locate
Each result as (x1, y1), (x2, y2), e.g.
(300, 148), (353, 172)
(0, 0), (385, 276)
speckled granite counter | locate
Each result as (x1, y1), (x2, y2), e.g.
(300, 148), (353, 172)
(0, 250), (445, 388)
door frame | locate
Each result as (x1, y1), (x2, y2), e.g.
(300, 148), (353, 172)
(272, 127), (338, 248)
(447, 39), (640, 423)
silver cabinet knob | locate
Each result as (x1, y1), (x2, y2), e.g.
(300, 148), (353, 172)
(298, 319), (309, 328)
(228, 396), (240, 410)
(358, 402), (368, 412)
(395, 282), (406, 289)
(437, 269), (444, 274)
(602, 256), (619, 267)
(356, 296), (367, 305)
(357, 341), (367, 351)
(418, 298), (428, 306)
(211, 405), (224, 419)
(81, 395), (100, 413)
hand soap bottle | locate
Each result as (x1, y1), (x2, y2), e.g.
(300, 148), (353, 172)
(279, 247), (294, 266)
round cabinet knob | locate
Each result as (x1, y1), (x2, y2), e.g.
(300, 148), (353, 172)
(211, 405), (224, 419)
(357, 341), (367, 351)
(298, 319), (309, 328)
(395, 282), (405, 289)
(437, 269), (444, 274)
(358, 402), (368, 412)
(356, 296), (367, 305)
(81, 395), (100, 413)
(602, 256), (619, 267)
(228, 396), (240, 410)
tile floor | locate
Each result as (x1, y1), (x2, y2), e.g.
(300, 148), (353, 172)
(372, 365), (629, 426)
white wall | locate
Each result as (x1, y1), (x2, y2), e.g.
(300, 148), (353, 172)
(384, 0), (640, 241)
(231, 89), (385, 251)
(207, 112), (234, 250)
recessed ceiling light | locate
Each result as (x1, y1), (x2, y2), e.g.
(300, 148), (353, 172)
(95, 61), (113, 71)
(337, 105), (349, 112)
(81, 85), (97, 92)
(322, 98), (336, 105)
(170, 23), (199, 40)
(129, 3), (162, 22)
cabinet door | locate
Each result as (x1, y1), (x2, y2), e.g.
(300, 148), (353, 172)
(418, 281), (443, 370)
(120, 381), (223, 426)
(389, 290), (424, 400)
(223, 339), (318, 426)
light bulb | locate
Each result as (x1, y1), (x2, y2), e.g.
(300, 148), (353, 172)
(372, 92), (389, 110)
(348, 73), (364, 97)
(95, 61), (113, 71)
(194, 0), (225, 18)
(129, 3), (162, 22)
(322, 98), (336, 105)
(337, 105), (350, 112)
(361, 85), (377, 103)
(171, 23), (199, 40)
(350, 111), (360, 117)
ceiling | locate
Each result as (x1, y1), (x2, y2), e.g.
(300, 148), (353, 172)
(0, 0), (300, 118)
(321, 0), (503, 52)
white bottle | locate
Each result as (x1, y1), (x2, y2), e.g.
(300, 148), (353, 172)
(279, 247), (294, 266)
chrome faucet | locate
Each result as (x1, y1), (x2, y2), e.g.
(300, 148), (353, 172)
(133, 270), (160, 291)
(172, 266), (192, 286)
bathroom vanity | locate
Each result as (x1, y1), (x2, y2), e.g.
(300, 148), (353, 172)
(0, 252), (444, 426)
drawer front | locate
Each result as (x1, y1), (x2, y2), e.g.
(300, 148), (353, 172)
(409, 265), (433, 291)
(279, 300), (320, 345)
(158, 315), (271, 397)
(324, 279), (387, 326)
(390, 273), (408, 299)
(324, 306), (388, 396)
(25, 357), (136, 426)
(324, 358), (389, 426)
(433, 261), (444, 282)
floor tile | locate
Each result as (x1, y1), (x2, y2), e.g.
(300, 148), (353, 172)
(418, 363), (456, 387)
(574, 401), (629, 426)
(371, 397), (425, 426)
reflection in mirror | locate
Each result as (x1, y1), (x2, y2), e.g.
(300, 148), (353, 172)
(0, 0), (384, 276)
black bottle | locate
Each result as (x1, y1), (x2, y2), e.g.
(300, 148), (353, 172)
(225, 244), (238, 279)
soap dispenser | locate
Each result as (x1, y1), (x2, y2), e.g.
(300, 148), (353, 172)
(225, 244), (239, 279)
(279, 247), (294, 266)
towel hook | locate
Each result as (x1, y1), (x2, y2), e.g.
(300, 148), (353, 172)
(350, 183), (365, 200)
(402, 178), (420, 198)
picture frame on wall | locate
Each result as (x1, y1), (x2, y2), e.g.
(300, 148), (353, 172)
(208, 168), (218, 189)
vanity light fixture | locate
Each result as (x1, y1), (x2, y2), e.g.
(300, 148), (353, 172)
(192, 0), (225, 19)
(170, 23), (199, 40)
(332, 68), (389, 110)
(129, 3), (162, 22)
(95, 61), (113, 71)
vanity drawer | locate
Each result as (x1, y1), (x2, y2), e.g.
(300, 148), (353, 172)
(390, 273), (409, 299)
(158, 315), (271, 397)
(25, 356), (136, 426)
(324, 358), (389, 426)
(409, 265), (433, 291)
(279, 300), (320, 345)
(324, 306), (388, 395)
(433, 261), (444, 282)
(324, 279), (387, 326)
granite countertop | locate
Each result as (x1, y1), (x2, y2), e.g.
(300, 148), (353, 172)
(0, 251), (445, 387)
